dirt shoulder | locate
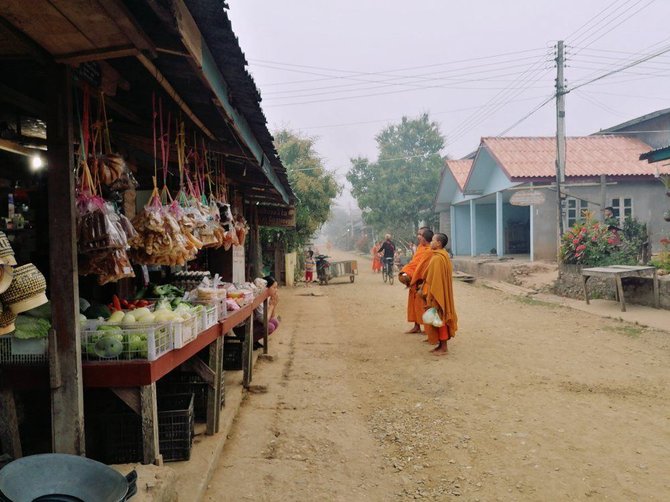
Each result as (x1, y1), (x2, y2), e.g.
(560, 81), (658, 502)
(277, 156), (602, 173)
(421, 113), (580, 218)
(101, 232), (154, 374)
(206, 251), (670, 501)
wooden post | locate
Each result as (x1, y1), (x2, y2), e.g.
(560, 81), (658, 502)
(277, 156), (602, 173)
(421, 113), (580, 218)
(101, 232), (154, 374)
(47, 64), (85, 455)
(206, 338), (222, 435)
(140, 384), (161, 465)
(615, 276), (626, 312)
(242, 316), (254, 388)
(263, 297), (269, 355)
(582, 276), (590, 305)
(0, 386), (22, 459)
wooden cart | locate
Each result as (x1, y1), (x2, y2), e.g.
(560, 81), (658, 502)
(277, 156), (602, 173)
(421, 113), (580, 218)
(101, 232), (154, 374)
(320, 260), (358, 285)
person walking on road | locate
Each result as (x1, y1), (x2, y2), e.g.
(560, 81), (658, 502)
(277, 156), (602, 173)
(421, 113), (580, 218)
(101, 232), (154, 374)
(371, 242), (382, 273)
(304, 250), (316, 286)
(399, 227), (433, 334)
(422, 233), (458, 356)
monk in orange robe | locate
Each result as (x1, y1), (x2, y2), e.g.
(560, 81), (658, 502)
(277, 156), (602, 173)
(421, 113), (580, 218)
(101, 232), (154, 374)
(399, 228), (434, 333)
(371, 243), (382, 273)
(422, 232), (458, 355)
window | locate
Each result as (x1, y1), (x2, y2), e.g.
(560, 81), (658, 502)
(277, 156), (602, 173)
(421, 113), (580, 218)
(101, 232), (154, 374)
(611, 197), (633, 225)
(566, 197), (588, 228)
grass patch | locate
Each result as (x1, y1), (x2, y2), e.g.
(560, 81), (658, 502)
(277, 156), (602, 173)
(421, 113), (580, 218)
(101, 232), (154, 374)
(513, 295), (555, 308)
(604, 324), (644, 338)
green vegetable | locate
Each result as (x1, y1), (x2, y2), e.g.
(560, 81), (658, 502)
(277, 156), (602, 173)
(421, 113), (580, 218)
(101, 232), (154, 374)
(24, 302), (51, 320)
(84, 304), (112, 320)
(151, 284), (185, 299)
(94, 336), (124, 358)
(14, 316), (51, 340)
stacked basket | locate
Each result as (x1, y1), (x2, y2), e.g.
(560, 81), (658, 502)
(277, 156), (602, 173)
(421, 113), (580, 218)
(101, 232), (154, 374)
(0, 232), (50, 363)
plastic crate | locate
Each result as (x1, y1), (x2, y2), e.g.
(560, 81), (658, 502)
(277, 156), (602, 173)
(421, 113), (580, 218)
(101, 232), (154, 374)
(81, 322), (172, 361)
(158, 393), (194, 462)
(171, 315), (198, 349)
(223, 339), (243, 371)
(94, 411), (143, 465)
(191, 303), (218, 333)
(0, 336), (48, 365)
(159, 373), (208, 421)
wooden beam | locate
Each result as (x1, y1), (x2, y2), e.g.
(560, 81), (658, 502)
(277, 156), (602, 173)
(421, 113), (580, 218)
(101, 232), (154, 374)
(169, 0), (291, 204)
(181, 356), (214, 386)
(94, 0), (157, 58)
(47, 64), (85, 456)
(0, 138), (43, 157)
(0, 82), (46, 116)
(55, 45), (138, 64)
(136, 53), (216, 141)
(111, 387), (141, 415)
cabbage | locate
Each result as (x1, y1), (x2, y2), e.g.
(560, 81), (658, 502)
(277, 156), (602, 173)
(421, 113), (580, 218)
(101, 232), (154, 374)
(14, 315), (51, 340)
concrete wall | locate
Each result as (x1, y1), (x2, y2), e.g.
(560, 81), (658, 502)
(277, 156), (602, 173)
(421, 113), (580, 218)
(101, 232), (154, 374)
(453, 204), (471, 256)
(530, 189), (559, 261)
(439, 209), (450, 235)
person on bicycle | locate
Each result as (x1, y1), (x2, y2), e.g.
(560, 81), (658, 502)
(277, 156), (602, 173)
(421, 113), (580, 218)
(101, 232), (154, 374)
(378, 234), (396, 275)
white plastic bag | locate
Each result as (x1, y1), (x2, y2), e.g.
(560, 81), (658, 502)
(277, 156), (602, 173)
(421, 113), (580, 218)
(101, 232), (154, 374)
(422, 307), (438, 325)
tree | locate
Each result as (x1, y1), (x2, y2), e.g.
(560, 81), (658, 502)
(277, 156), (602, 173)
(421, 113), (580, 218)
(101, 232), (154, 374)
(346, 114), (445, 243)
(263, 130), (341, 253)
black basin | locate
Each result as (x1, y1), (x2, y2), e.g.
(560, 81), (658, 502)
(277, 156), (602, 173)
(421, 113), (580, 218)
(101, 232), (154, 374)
(0, 454), (136, 502)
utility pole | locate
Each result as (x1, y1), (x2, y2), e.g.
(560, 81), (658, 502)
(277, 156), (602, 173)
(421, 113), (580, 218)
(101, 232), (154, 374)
(555, 40), (567, 254)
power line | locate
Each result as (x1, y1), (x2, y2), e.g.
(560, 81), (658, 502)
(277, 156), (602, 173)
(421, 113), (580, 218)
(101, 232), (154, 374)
(252, 47), (548, 87)
(261, 64), (556, 103)
(495, 94), (556, 136)
(261, 55), (550, 98)
(565, 0), (631, 43)
(297, 94), (550, 130)
(570, 0), (653, 53)
(569, 43), (670, 91)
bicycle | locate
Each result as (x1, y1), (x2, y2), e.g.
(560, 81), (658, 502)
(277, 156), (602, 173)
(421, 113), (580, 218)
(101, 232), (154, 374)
(381, 257), (394, 285)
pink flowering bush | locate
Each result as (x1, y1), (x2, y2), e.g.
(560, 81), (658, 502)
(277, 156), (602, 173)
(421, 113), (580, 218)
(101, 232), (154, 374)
(560, 219), (613, 265)
(560, 213), (648, 266)
(651, 236), (670, 272)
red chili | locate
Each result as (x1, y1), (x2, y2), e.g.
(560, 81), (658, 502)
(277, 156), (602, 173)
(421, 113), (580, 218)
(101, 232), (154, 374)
(113, 295), (122, 312)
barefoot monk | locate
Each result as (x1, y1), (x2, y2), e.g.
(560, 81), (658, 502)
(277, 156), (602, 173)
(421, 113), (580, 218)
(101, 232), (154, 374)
(399, 227), (433, 333)
(422, 233), (458, 355)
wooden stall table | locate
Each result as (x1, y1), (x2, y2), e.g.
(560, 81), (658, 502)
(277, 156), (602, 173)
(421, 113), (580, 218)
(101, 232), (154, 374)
(82, 289), (269, 464)
(581, 265), (660, 312)
(1, 291), (270, 464)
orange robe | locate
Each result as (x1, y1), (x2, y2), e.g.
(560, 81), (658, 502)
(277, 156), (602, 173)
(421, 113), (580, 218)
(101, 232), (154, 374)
(422, 249), (459, 344)
(400, 244), (431, 323)
(371, 245), (382, 272)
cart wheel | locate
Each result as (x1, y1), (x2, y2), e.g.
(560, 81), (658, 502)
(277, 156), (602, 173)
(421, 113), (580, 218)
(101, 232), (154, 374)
(350, 275), (355, 283)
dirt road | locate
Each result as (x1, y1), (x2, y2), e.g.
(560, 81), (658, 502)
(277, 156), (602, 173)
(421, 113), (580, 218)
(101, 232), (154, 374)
(205, 251), (670, 501)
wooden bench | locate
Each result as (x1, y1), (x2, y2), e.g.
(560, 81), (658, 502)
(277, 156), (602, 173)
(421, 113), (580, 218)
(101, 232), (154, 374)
(581, 265), (660, 312)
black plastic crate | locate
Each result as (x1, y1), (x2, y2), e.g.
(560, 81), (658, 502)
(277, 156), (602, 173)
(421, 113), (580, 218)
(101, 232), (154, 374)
(93, 411), (142, 465)
(158, 393), (194, 462)
(223, 339), (243, 371)
(159, 373), (208, 421)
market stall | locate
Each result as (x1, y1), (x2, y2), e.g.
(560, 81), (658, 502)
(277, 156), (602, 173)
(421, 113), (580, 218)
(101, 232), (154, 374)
(0, 0), (294, 466)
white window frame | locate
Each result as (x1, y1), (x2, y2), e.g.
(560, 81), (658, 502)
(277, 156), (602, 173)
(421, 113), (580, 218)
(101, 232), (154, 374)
(565, 197), (589, 228)
(610, 197), (633, 226)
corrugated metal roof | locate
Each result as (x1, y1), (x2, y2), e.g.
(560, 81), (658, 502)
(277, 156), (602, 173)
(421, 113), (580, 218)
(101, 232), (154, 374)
(482, 136), (669, 179)
(639, 144), (670, 163)
(445, 159), (473, 190)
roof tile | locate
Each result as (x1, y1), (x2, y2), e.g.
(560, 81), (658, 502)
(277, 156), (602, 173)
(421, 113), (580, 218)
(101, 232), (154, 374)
(445, 159), (473, 190)
(482, 136), (670, 179)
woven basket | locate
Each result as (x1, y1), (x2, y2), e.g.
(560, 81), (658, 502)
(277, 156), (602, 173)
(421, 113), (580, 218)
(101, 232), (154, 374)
(0, 307), (16, 336)
(0, 265), (13, 294)
(0, 232), (16, 266)
(0, 264), (48, 315)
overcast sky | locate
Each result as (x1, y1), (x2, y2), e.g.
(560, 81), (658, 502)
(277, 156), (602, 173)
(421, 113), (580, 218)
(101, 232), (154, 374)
(227, 0), (670, 207)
